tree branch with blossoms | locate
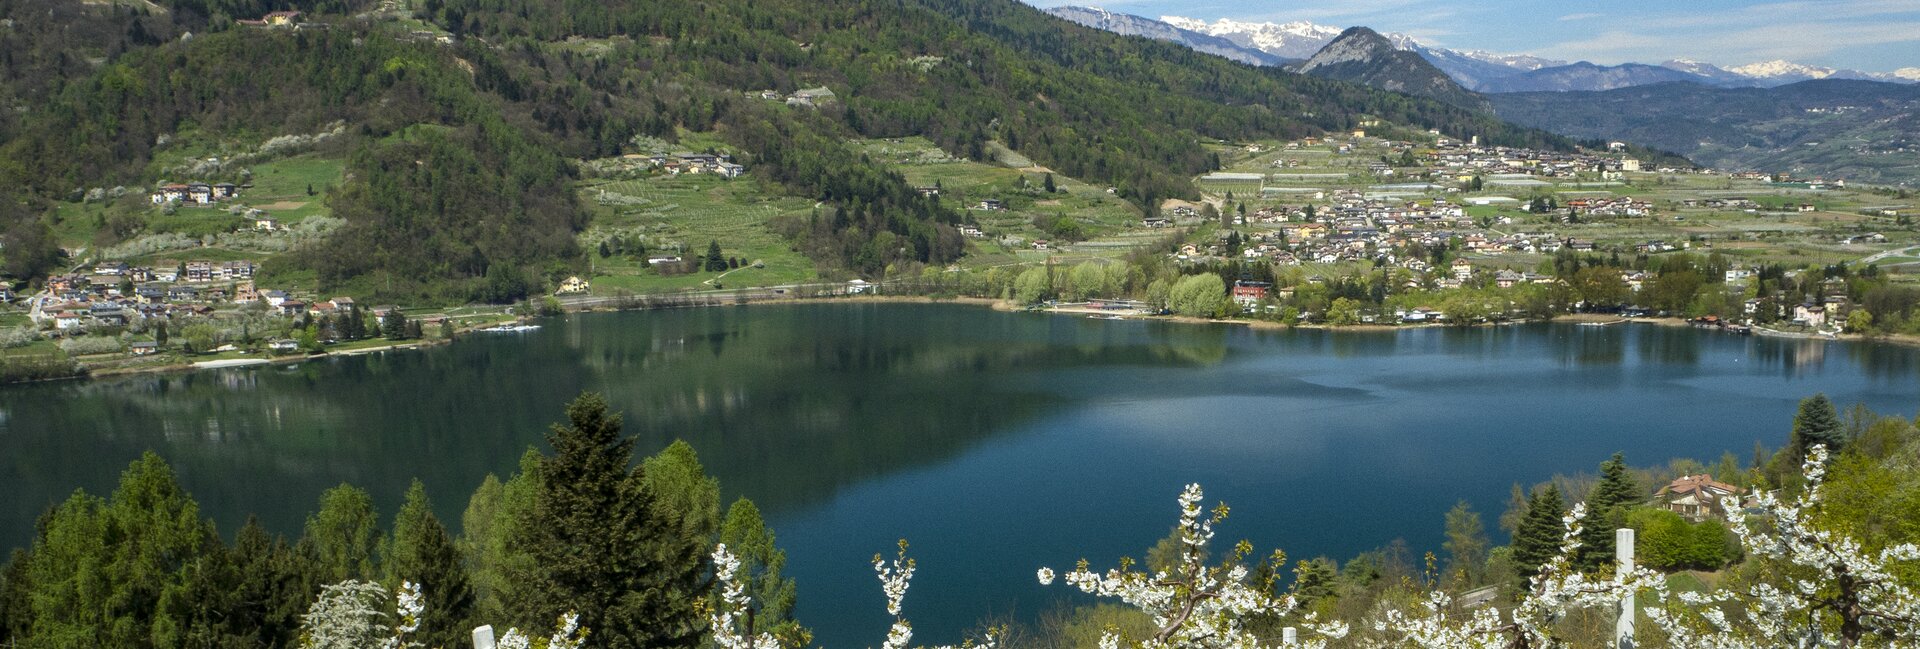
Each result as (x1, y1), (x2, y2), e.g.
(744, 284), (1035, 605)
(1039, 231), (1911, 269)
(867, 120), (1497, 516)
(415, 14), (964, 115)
(1370, 502), (1663, 649)
(1642, 445), (1920, 649)
(708, 540), (997, 649)
(1037, 483), (1349, 649)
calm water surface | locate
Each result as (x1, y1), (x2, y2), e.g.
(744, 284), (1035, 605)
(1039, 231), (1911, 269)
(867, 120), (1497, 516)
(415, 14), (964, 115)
(5, 303), (1919, 645)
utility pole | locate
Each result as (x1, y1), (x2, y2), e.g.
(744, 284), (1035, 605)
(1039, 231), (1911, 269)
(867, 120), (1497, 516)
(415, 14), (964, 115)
(1617, 527), (1636, 649)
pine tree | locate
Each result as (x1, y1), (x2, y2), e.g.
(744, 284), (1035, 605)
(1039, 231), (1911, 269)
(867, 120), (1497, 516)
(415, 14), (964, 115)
(300, 484), (380, 583)
(226, 517), (314, 648)
(514, 393), (707, 648)
(1791, 393), (1844, 457)
(705, 240), (726, 272)
(1043, 172), (1056, 193)
(641, 441), (721, 547)
(1577, 453), (1639, 571)
(717, 498), (803, 641)
(1511, 484), (1566, 580)
(0, 548), (29, 641)
(383, 480), (474, 648)
(382, 310), (408, 340)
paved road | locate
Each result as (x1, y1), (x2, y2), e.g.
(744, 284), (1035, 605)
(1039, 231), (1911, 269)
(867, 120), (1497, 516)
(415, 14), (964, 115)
(1859, 244), (1920, 265)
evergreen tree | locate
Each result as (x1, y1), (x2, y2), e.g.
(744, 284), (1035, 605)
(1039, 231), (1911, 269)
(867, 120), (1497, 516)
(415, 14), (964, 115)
(640, 441), (721, 547)
(0, 549), (31, 643)
(1791, 393), (1845, 457)
(717, 499), (804, 642)
(224, 517), (315, 648)
(514, 393), (707, 648)
(19, 453), (213, 646)
(1511, 484), (1567, 580)
(153, 324), (168, 349)
(1441, 501), (1489, 585)
(1289, 557), (1338, 607)
(439, 319), (455, 340)
(382, 310), (409, 340)
(462, 451), (542, 627)
(300, 484), (380, 583)
(383, 481), (474, 649)
(1043, 172), (1056, 193)
(705, 241), (727, 272)
(1577, 453), (1640, 571)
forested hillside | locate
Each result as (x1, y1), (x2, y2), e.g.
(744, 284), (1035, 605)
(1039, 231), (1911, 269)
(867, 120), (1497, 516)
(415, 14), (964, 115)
(1, 0), (1593, 299)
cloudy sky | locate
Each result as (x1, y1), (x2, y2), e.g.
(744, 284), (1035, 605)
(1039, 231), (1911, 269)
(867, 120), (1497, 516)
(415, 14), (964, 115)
(1019, 0), (1920, 72)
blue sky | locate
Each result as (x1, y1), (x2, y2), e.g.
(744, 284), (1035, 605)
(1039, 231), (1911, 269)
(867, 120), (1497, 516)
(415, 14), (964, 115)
(1019, 0), (1920, 72)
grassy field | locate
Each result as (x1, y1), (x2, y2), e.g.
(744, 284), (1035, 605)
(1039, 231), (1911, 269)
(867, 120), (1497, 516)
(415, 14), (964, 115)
(242, 155), (346, 224)
(578, 174), (820, 293)
(852, 137), (1143, 262)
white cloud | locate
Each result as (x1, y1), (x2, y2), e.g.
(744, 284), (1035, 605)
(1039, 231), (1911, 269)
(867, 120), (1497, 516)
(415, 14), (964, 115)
(1557, 12), (1602, 22)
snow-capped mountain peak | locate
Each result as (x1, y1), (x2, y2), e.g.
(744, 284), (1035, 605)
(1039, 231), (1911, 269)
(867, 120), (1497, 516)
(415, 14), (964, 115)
(1159, 16), (1345, 59)
(1897, 68), (1920, 82)
(1729, 60), (1837, 80)
(1449, 50), (1564, 71)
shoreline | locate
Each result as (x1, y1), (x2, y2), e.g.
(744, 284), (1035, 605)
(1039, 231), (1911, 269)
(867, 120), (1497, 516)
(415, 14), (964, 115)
(33, 292), (1920, 385)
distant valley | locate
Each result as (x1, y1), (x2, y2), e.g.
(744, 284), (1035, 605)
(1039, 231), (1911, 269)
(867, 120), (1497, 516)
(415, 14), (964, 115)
(1045, 5), (1920, 184)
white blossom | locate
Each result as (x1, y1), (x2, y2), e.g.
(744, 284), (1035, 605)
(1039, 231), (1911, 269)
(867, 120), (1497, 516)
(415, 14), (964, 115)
(711, 544), (784, 649)
(1642, 445), (1920, 648)
(1039, 483), (1349, 649)
(1369, 502), (1663, 649)
(300, 580), (397, 649)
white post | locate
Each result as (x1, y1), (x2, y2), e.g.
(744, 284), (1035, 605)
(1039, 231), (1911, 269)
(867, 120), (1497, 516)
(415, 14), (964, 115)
(473, 624), (497, 649)
(1282, 627), (1297, 645)
(1616, 527), (1635, 649)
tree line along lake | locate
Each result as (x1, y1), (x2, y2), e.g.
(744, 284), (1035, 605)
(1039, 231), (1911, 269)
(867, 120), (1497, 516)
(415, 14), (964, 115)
(4, 302), (1918, 645)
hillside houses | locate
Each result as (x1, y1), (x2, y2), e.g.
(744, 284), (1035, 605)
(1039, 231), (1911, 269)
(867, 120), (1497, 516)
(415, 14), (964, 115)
(635, 153), (748, 178)
(150, 182), (240, 206)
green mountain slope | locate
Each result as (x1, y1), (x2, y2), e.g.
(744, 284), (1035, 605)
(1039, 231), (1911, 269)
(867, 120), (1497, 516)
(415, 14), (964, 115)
(1, 0), (1593, 298)
(1292, 27), (1494, 114)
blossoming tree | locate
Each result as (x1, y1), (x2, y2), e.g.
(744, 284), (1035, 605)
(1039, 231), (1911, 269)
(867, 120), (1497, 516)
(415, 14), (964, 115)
(1643, 446), (1920, 649)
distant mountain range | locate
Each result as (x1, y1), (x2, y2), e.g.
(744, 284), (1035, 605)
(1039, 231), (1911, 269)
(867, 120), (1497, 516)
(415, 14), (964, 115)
(1042, 7), (1289, 66)
(1488, 80), (1920, 185)
(1044, 6), (1920, 93)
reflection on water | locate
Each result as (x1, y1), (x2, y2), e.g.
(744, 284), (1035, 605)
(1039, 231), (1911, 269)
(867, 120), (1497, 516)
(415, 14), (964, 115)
(4, 304), (1920, 645)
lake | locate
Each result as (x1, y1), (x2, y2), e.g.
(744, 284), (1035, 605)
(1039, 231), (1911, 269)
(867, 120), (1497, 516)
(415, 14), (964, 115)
(5, 303), (1919, 645)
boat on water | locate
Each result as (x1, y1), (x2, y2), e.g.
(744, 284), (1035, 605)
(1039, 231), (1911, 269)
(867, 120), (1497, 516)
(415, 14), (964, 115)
(1087, 314), (1126, 320)
(483, 324), (542, 333)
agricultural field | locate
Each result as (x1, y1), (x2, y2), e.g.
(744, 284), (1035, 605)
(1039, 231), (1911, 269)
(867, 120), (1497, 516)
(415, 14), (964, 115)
(852, 137), (1146, 266)
(240, 155), (345, 224)
(577, 173), (821, 294)
(1182, 132), (1920, 278)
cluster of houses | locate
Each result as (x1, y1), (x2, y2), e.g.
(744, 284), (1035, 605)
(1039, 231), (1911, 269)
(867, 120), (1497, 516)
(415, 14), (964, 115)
(33, 260), (260, 332)
(1564, 196), (1656, 217)
(1421, 139), (1656, 178)
(631, 152), (746, 178)
(237, 10), (303, 28)
(149, 182), (241, 206)
(746, 86), (837, 108)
